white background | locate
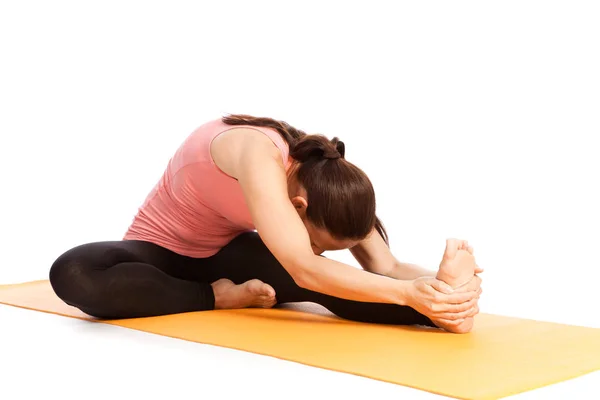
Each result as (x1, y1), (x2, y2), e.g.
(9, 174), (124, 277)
(1, 1), (598, 399)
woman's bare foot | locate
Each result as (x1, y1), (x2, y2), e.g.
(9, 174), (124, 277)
(211, 279), (277, 310)
(434, 239), (478, 333)
(437, 239), (476, 289)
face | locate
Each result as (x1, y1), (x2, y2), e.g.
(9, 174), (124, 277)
(303, 219), (359, 255)
(288, 179), (359, 254)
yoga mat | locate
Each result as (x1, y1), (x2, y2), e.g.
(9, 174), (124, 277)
(1, 280), (599, 400)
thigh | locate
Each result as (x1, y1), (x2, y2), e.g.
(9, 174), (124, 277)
(52, 239), (184, 276)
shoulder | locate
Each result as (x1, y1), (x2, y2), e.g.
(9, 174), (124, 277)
(213, 126), (283, 156)
(211, 126), (286, 179)
(218, 123), (288, 152)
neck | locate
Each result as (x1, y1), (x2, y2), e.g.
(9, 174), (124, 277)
(286, 161), (303, 199)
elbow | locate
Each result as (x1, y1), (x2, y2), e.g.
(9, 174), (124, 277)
(286, 258), (316, 290)
(289, 269), (312, 290)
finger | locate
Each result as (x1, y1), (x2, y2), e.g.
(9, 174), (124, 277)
(441, 297), (478, 314)
(436, 306), (478, 321)
(467, 304), (479, 317)
(446, 290), (478, 304)
(467, 245), (474, 255)
(475, 265), (484, 273)
(429, 278), (454, 295)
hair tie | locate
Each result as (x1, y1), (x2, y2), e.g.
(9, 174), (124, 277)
(323, 138), (344, 160)
(323, 150), (341, 159)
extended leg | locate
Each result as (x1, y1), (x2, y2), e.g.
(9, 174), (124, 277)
(202, 232), (436, 327)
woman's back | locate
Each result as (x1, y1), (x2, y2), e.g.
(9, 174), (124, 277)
(123, 118), (290, 257)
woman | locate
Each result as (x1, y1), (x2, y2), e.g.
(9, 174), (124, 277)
(49, 115), (482, 333)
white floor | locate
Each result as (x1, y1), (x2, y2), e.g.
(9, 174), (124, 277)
(1, 302), (597, 400)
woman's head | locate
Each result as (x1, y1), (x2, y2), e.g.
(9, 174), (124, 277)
(222, 114), (388, 253)
(287, 134), (379, 253)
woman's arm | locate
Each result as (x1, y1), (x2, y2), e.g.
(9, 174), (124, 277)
(393, 262), (437, 279)
(211, 128), (473, 307)
(350, 231), (436, 280)
(233, 130), (409, 304)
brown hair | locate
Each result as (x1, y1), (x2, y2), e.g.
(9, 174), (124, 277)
(222, 114), (389, 245)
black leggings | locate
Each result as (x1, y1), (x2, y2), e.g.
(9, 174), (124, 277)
(49, 232), (434, 327)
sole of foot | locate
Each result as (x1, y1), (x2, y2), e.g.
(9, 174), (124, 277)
(212, 278), (277, 310)
(435, 239), (478, 333)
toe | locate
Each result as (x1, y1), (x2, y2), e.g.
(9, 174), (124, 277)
(262, 284), (276, 298)
(258, 295), (277, 308)
(444, 238), (459, 259)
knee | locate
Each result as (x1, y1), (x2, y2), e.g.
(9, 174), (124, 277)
(49, 251), (95, 305)
(229, 232), (277, 260)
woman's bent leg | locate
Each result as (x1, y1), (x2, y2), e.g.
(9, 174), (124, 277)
(203, 232), (436, 327)
(49, 240), (214, 319)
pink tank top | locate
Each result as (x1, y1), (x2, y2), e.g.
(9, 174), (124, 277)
(123, 118), (291, 258)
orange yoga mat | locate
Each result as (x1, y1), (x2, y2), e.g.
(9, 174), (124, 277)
(1, 280), (599, 400)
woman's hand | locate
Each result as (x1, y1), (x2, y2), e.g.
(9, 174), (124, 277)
(406, 277), (481, 326)
(454, 273), (483, 294)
